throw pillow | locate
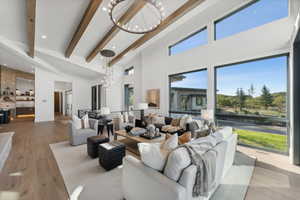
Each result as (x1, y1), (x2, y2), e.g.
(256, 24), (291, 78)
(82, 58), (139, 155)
(164, 147), (191, 181)
(179, 115), (188, 129)
(194, 119), (207, 130)
(188, 121), (199, 135)
(72, 115), (82, 130)
(162, 125), (182, 133)
(194, 129), (210, 138)
(171, 118), (180, 126)
(178, 132), (192, 145)
(139, 133), (179, 171)
(82, 114), (90, 129)
(153, 115), (165, 125)
(162, 133), (178, 151)
(138, 143), (169, 171)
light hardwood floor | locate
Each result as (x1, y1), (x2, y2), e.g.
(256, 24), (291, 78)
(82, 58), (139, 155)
(0, 119), (300, 200)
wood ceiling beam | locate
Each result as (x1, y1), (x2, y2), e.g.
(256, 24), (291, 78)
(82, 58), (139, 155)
(65, 0), (103, 58)
(109, 0), (206, 66)
(86, 0), (146, 63)
(26, 0), (36, 58)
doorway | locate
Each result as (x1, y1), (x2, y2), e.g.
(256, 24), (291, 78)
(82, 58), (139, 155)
(54, 92), (63, 115)
(54, 81), (72, 119)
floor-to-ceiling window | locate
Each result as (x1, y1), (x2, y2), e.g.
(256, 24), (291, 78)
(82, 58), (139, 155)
(216, 55), (289, 153)
(169, 69), (208, 118)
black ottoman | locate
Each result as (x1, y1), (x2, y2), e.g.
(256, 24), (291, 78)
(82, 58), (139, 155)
(87, 136), (109, 158)
(98, 141), (126, 171)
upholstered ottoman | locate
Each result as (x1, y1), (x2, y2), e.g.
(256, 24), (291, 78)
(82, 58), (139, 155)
(98, 141), (125, 171)
(87, 136), (109, 158)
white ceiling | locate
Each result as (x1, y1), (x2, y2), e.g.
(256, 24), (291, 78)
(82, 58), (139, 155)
(0, 0), (217, 79)
(0, 42), (34, 73)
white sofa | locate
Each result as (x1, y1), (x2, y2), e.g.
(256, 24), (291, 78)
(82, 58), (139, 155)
(122, 128), (238, 200)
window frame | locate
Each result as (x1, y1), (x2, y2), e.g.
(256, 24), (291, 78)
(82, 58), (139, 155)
(214, 0), (289, 41)
(168, 68), (208, 117)
(124, 66), (134, 75)
(214, 53), (290, 154)
(168, 26), (207, 56)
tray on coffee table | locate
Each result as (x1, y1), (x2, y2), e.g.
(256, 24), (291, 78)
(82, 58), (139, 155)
(139, 133), (162, 140)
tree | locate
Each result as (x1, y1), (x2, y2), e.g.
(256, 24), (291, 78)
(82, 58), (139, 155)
(217, 95), (232, 107)
(236, 88), (246, 111)
(248, 84), (255, 97)
(273, 95), (286, 113)
(260, 85), (273, 109)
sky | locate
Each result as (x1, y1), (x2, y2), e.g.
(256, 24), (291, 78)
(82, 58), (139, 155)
(217, 56), (287, 96)
(171, 56), (287, 96)
(170, 29), (207, 55)
(171, 70), (208, 89)
(216, 0), (288, 40)
(170, 0), (288, 55)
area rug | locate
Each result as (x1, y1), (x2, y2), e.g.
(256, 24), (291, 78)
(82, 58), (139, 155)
(50, 141), (256, 200)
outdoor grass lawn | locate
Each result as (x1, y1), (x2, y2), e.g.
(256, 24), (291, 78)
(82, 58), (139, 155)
(234, 129), (288, 152)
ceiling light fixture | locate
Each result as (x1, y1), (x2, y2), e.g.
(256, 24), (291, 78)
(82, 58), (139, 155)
(100, 49), (116, 88)
(108, 0), (165, 34)
(41, 35), (47, 39)
(102, 7), (107, 12)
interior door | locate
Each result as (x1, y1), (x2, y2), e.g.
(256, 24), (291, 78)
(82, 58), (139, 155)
(54, 92), (60, 113)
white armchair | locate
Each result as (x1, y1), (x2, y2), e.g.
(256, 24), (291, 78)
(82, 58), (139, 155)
(68, 119), (98, 146)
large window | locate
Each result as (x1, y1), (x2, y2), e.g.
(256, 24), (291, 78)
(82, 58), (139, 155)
(215, 0), (289, 40)
(216, 55), (288, 153)
(169, 69), (208, 117)
(169, 28), (208, 56)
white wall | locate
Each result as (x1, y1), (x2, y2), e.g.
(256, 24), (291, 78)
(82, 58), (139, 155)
(35, 68), (91, 122)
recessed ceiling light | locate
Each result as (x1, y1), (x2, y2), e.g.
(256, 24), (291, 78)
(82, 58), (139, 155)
(41, 35), (47, 39)
(112, 46), (116, 49)
(102, 7), (107, 12)
(3, 63), (6, 66)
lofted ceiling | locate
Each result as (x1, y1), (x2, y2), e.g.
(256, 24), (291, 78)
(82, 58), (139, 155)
(0, 0), (218, 79)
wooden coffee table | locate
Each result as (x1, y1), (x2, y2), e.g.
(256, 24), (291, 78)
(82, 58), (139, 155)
(114, 130), (165, 154)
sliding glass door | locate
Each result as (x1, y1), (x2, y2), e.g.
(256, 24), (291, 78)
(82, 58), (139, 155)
(169, 69), (208, 118)
(216, 55), (289, 153)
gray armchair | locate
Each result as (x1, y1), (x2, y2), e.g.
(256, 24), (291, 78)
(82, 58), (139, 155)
(68, 119), (98, 146)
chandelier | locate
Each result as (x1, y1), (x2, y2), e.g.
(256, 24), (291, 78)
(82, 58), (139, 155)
(100, 49), (116, 88)
(108, 0), (165, 34)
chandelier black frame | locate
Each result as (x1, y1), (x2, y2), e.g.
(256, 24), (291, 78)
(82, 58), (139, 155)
(108, 0), (164, 34)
